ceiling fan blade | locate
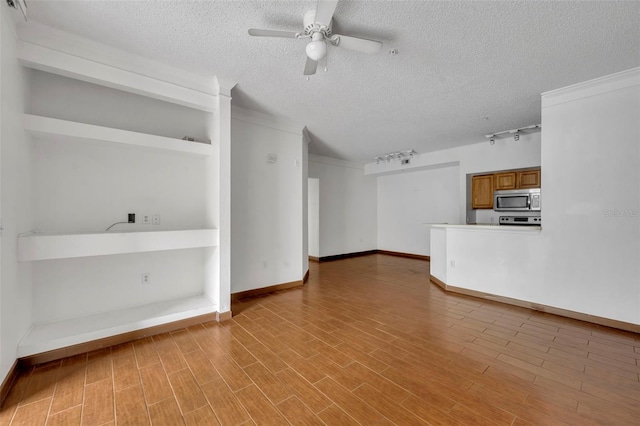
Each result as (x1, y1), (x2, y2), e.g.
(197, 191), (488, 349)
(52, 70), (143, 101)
(248, 29), (299, 39)
(314, 0), (339, 27)
(333, 34), (383, 54)
(304, 57), (318, 76)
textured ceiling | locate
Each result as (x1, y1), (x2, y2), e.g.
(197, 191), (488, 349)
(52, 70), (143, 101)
(23, 1), (640, 161)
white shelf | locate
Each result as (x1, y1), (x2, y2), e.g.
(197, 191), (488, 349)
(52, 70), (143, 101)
(18, 229), (218, 262)
(18, 40), (217, 112)
(23, 114), (212, 157)
(17, 295), (216, 357)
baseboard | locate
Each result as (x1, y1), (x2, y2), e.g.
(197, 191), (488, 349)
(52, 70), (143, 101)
(0, 359), (21, 406)
(231, 279), (303, 301)
(318, 250), (378, 262)
(18, 312), (218, 367)
(377, 250), (430, 261)
(430, 275), (640, 334)
(315, 250), (429, 262)
(430, 275), (447, 290)
(303, 269), (310, 284)
(216, 310), (232, 322)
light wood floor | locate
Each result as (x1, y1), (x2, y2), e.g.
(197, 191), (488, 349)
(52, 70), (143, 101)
(1, 254), (639, 425)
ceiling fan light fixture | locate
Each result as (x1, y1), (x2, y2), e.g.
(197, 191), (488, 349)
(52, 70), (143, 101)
(306, 33), (327, 61)
(248, 0), (383, 75)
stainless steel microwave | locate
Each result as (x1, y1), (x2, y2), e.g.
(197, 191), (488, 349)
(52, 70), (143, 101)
(494, 188), (541, 211)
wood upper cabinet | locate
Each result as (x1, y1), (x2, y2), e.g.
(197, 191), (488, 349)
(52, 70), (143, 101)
(494, 172), (517, 190)
(472, 174), (494, 209)
(472, 168), (540, 210)
(518, 169), (541, 188)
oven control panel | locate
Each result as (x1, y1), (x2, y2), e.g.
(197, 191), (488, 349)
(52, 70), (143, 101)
(499, 216), (541, 226)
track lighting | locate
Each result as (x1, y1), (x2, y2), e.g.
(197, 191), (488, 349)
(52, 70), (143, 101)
(485, 124), (540, 144)
(373, 150), (417, 165)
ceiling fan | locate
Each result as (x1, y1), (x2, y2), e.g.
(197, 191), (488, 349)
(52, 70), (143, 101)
(248, 0), (383, 76)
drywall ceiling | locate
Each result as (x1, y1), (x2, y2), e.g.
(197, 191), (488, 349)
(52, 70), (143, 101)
(22, 1), (640, 161)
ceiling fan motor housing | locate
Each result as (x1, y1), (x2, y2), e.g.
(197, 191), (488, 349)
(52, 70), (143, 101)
(303, 10), (332, 37)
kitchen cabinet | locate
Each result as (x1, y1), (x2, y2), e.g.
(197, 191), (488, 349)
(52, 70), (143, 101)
(495, 172), (517, 190)
(518, 169), (541, 188)
(472, 174), (494, 209)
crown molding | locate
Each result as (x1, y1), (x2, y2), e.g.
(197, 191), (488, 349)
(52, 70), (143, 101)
(18, 40), (217, 112)
(17, 21), (239, 97)
(231, 105), (303, 135)
(308, 154), (366, 170)
(542, 67), (640, 108)
(214, 76), (236, 98)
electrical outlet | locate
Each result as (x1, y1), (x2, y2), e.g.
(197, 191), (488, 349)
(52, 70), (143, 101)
(142, 273), (150, 285)
(128, 213), (135, 223)
(152, 214), (161, 225)
(142, 214), (150, 225)
(449, 260), (456, 268)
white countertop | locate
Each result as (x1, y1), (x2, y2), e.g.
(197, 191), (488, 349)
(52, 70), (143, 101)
(429, 224), (541, 233)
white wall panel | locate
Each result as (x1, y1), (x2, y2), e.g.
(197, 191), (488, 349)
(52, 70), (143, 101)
(308, 155), (377, 258)
(230, 109), (304, 293)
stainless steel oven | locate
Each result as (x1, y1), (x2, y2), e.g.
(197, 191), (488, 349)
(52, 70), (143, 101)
(494, 188), (541, 212)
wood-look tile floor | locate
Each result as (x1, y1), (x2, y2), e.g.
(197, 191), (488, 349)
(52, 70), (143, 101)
(2, 254), (640, 425)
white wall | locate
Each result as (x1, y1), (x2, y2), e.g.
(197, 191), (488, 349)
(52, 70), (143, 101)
(308, 178), (320, 258)
(538, 68), (639, 324)
(370, 134), (541, 255)
(29, 71), (210, 233)
(378, 165), (459, 256)
(32, 250), (205, 323)
(1, 8), (33, 380)
(308, 155), (377, 257)
(230, 106), (304, 293)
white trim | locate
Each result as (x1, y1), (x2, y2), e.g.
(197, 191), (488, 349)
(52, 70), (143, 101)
(309, 153), (366, 170)
(214, 75), (236, 98)
(231, 105), (303, 135)
(364, 159), (460, 176)
(542, 67), (640, 108)
(302, 127), (312, 145)
(18, 41), (217, 112)
(431, 224), (541, 234)
(18, 21), (218, 95)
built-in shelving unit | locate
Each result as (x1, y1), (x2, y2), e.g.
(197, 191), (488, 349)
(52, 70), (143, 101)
(18, 229), (218, 262)
(24, 114), (212, 157)
(10, 33), (228, 361)
(17, 294), (215, 357)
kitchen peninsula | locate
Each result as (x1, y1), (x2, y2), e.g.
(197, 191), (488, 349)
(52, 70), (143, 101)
(430, 224), (541, 302)
(428, 67), (640, 334)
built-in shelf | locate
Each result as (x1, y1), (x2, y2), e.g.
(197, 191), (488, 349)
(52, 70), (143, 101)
(18, 40), (217, 112)
(17, 294), (216, 357)
(23, 114), (212, 157)
(18, 229), (218, 262)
